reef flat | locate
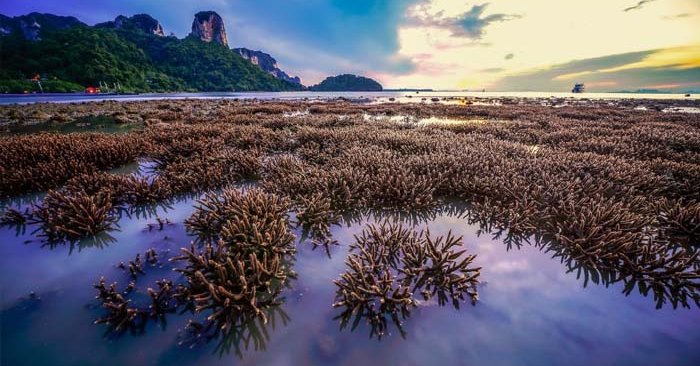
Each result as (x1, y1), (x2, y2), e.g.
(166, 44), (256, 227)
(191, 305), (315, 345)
(1, 97), (699, 365)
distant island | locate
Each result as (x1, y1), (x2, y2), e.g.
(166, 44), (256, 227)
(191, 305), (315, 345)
(309, 74), (383, 92)
(384, 88), (434, 92)
(0, 11), (379, 94)
(615, 89), (673, 94)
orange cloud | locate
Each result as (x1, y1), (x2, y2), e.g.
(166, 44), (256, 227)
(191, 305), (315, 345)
(554, 44), (700, 80)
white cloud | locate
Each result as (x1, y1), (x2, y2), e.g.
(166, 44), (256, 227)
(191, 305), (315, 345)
(380, 0), (700, 89)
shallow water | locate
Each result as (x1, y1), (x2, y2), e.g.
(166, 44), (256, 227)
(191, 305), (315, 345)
(363, 113), (493, 126)
(1, 194), (699, 366)
(3, 115), (143, 134)
(0, 91), (698, 105)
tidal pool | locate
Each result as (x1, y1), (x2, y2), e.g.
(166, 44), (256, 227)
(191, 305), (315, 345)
(2, 115), (143, 135)
(1, 196), (699, 366)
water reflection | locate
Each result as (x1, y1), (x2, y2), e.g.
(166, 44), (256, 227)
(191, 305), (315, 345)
(331, 220), (481, 341)
(179, 305), (291, 359)
(0, 207), (30, 235)
(3, 115), (143, 135)
(463, 209), (700, 310)
(332, 202), (700, 311)
(39, 230), (119, 253)
(2, 193), (700, 365)
(335, 303), (411, 340)
(1, 195), (190, 253)
(338, 201), (470, 228)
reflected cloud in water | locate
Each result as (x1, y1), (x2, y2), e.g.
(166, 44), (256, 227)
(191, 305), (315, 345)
(1, 198), (700, 365)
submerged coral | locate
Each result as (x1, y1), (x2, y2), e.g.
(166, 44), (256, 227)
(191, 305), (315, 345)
(333, 221), (481, 338)
(1, 98), (698, 315)
(32, 190), (117, 242)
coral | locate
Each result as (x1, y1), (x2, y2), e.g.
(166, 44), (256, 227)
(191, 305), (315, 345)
(185, 188), (294, 256)
(1, 98), (698, 310)
(333, 222), (480, 338)
(657, 198), (700, 244)
(32, 190), (117, 241)
(172, 242), (292, 327)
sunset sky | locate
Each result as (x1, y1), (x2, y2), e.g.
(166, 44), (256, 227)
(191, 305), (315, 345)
(2, 0), (699, 91)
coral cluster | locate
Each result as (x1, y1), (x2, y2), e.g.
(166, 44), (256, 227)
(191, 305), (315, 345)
(93, 188), (296, 339)
(2, 98), (699, 310)
(93, 247), (184, 333)
(333, 222), (481, 338)
(179, 188), (296, 325)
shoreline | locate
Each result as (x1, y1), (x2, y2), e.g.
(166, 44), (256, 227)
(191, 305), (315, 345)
(0, 90), (698, 106)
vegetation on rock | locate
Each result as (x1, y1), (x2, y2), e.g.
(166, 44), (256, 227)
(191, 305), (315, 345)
(309, 74), (383, 91)
(0, 25), (302, 92)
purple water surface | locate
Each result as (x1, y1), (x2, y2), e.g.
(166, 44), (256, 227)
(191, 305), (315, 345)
(1, 197), (699, 366)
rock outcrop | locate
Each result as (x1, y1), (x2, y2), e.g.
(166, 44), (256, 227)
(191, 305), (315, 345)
(96, 14), (165, 36)
(233, 48), (301, 84)
(190, 11), (227, 46)
(0, 12), (84, 40)
(1, 10), (305, 92)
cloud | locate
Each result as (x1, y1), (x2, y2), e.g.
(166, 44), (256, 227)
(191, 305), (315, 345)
(663, 12), (691, 19)
(222, 0), (422, 81)
(407, 3), (520, 39)
(481, 67), (505, 73)
(623, 0), (657, 12)
(4, 0), (699, 89)
(452, 4), (520, 38)
(490, 46), (700, 91)
(553, 45), (700, 80)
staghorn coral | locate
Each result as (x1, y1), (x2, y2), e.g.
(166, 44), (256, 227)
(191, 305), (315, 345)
(185, 188), (294, 256)
(146, 279), (178, 317)
(0, 132), (143, 197)
(167, 187), (297, 332)
(333, 221), (481, 338)
(2, 98), (699, 309)
(172, 241), (292, 327)
(295, 192), (340, 243)
(93, 277), (143, 332)
(32, 190), (117, 242)
(402, 229), (481, 307)
(657, 198), (700, 244)
(0, 207), (28, 227)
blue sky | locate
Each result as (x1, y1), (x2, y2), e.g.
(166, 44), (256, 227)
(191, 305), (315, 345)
(2, 0), (699, 90)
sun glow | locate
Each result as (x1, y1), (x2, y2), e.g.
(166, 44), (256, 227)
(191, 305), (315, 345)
(554, 45), (700, 81)
(384, 0), (700, 90)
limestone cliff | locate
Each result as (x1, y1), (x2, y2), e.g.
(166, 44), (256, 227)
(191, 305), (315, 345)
(234, 48), (301, 84)
(190, 11), (228, 46)
(96, 14), (165, 36)
(0, 12), (84, 40)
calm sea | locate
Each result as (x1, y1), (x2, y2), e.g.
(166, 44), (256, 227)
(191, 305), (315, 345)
(0, 91), (698, 105)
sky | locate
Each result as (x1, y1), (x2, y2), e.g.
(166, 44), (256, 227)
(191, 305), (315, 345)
(2, 0), (699, 91)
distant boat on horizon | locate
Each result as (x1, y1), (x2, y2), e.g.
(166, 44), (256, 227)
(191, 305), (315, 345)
(572, 83), (585, 93)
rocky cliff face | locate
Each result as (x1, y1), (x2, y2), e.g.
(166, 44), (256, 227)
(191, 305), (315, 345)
(190, 11), (227, 46)
(233, 48), (301, 84)
(96, 14), (165, 36)
(1, 10), (304, 89)
(0, 12), (84, 40)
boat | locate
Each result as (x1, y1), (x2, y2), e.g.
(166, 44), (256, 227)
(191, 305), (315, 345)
(572, 83), (585, 93)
